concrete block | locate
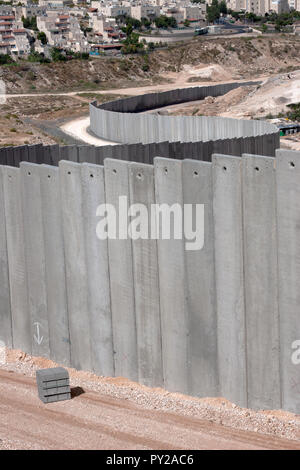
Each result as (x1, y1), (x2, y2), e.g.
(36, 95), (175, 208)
(59, 161), (92, 371)
(212, 154), (247, 407)
(39, 165), (71, 366)
(36, 367), (71, 404)
(242, 154), (281, 410)
(81, 163), (114, 377)
(104, 159), (138, 381)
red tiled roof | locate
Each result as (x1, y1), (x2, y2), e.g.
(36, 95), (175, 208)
(13, 29), (26, 33)
(0, 16), (14, 20)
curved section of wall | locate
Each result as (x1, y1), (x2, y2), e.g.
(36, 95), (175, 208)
(89, 82), (279, 153)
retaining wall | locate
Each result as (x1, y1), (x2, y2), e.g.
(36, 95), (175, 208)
(1, 148), (300, 413)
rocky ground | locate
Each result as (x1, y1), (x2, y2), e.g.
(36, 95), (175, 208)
(0, 93), (125, 147)
(1, 35), (300, 94)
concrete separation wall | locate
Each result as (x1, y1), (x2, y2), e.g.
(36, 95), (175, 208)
(1, 148), (300, 414)
(0, 135), (280, 169)
(89, 82), (279, 150)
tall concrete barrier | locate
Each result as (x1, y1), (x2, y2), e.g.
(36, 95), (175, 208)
(212, 154), (247, 408)
(4, 149), (300, 414)
(20, 162), (50, 358)
(128, 162), (163, 387)
(59, 161), (92, 371)
(0, 167), (12, 348)
(154, 157), (189, 393)
(182, 159), (218, 398)
(2, 166), (31, 353)
(89, 83), (278, 154)
(276, 149), (300, 414)
(39, 165), (70, 366)
(242, 154), (281, 410)
(81, 163), (114, 377)
(104, 159), (138, 381)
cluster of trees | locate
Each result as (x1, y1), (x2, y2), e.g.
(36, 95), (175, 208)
(0, 54), (13, 65)
(116, 13), (178, 31)
(285, 103), (300, 122)
(50, 47), (89, 61)
(206, 0), (227, 24)
(154, 15), (177, 29)
(37, 31), (47, 45)
(121, 30), (144, 54)
(228, 10), (300, 31)
(21, 15), (38, 31)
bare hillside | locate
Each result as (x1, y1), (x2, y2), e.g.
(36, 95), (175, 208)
(1, 35), (300, 94)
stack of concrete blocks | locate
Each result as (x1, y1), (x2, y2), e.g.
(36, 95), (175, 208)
(1, 149), (300, 414)
(36, 367), (71, 404)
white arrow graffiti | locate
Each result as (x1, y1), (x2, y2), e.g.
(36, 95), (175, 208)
(33, 322), (43, 345)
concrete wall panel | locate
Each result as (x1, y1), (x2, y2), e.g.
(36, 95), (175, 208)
(154, 157), (188, 393)
(183, 159), (218, 397)
(0, 167), (12, 348)
(128, 162), (163, 387)
(104, 159), (138, 381)
(212, 154), (247, 407)
(20, 163), (50, 358)
(242, 154), (281, 410)
(81, 163), (114, 377)
(3, 166), (31, 353)
(59, 160), (92, 371)
(276, 149), (300, 413)
(39, 165), (70, 366)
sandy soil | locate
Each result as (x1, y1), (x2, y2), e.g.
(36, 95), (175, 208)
(0, 348), (300, 450)
(220, 72), (300, 119)
(167, 71), (300, 120)
(61, 116), (118, 147)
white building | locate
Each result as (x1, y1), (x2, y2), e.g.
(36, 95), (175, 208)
(131, 4), (160, 20)
(37, 12), (89, 51)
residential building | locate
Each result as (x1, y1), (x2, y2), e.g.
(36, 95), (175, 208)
(131, 4), (160, 20)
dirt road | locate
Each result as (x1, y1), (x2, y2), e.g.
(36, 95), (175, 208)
(0, 369), (299, 450)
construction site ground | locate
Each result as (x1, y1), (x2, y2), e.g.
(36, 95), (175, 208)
(0, 349), (300, 450)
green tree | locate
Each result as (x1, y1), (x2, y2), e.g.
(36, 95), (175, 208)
(206, 0), (221, 23)
(154, 15), (177, 29)
(219, 0), (227, 14)
(50, 47), (66, 62)
(22, 15), (38, 31)
(261, 23), (267, 33)
(37, 31), (47, 45)
(0, 54), (13, 65)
